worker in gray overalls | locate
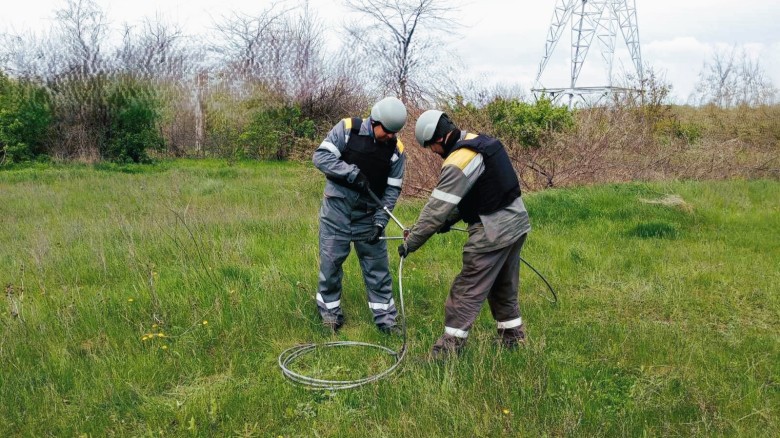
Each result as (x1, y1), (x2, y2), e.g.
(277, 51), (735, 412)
(313, 97), (407, 334)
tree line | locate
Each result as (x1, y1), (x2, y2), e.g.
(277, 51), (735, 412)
(1, 0), (777, 189)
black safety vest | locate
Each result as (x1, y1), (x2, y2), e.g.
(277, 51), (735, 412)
(449, 134), (521, 224)
(327, 117), (398, 196)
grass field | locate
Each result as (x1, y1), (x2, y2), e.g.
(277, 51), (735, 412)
(1, 160), (778, 437)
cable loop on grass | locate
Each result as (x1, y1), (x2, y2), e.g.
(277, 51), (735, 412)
(278, 257), (409, 390)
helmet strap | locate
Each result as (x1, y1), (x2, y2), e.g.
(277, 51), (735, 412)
(442, 129), (461, 156)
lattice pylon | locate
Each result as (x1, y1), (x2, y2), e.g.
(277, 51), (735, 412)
(533, 0), (643, 105)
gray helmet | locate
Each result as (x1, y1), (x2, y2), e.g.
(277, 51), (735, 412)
(414, 110), (445, 147)
(370, 97), (407, 133)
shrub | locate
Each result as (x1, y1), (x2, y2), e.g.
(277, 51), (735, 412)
(239, 103), (316, 160)
(0, 73), (53, 164)
(104, 77), (165, 163)
(483, 97), (574, 148)
(443, 96), (574, 149)
(653, 118), (703, 145)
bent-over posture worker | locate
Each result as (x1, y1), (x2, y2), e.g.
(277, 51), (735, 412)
(398, 110), (531, 359)
(313, 97), (407, 334)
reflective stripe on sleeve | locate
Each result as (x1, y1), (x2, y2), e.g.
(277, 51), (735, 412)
(432, 188), (462, 204)
(445, 326), (469, 338)
(461, 153), (484, 178)
(391, 153), (399, 162)
(497, 317), (523, 329)
(317, 141), (341, 158)
(387, 177), (402, 187)
(316, 293), (341, 309)
(368, 299), (395, 310)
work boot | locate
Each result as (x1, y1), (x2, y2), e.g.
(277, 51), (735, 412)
(498, 323), (527, 349)
(378, 324), (403, 336)
(430, 334), (466, 361)
(322, 316), (344, 334)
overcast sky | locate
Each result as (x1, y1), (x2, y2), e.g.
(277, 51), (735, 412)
(3, 0), (779, 103)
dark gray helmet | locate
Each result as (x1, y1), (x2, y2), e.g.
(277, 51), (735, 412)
(370, 97), (407, 133)
(414, 110), (445, 147)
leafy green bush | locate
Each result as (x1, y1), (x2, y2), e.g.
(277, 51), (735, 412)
(484, 97), (574, 148)
(653, 118), (703, 145)
(103, 77), (165, 163)
(0, 73), (53, 164)
(447, 96), (574, 149)
(239, 104), (316, 160)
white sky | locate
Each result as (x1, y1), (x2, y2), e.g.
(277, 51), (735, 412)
(3, 0), (780, 103)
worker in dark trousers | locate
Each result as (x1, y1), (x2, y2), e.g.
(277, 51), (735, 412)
(313, 97), (407, 334)
(399, 110), (531, 359)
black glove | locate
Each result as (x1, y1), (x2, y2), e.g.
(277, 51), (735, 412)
(353, 171), (370, 194)
(397, 242), (409, 258)
(437, 220), (456, 234)
(367, 224), (384, 244)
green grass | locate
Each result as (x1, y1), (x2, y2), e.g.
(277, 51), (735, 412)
(1, 160), (778, 437)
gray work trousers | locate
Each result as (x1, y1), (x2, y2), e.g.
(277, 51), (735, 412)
(316, 196), (397, 328)
(443, 233), (527, 338)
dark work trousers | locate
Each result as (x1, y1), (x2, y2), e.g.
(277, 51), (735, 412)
(443, 233), (527, 338)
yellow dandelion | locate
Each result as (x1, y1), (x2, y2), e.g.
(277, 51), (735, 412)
(202, 320), (208, 325)
(161, 345), (168, 350)
(127, 298), (134, 303)
(152, 324), (158, 329)
(502, 409), (510, 415)
(157, 333), (165, 338)
(141, 336), (148, 341)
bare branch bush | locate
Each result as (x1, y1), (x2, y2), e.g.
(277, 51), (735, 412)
(398, 106), (442, 196)
(207, 2), (294, 90)
(691, 45), (778, 108)
(286, 3), (370, 129)
(42, 0), (111, 160)
(115, 18), (195, 156)
(202, 1), (350, 158)
(342, 0), (459, 105)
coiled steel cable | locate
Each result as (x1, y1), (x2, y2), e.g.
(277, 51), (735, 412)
(278, 256), (408, 390)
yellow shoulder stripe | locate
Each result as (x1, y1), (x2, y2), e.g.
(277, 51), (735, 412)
(396, 139), (405, 153)
(464, 132), (478, 140)
(342, 118), (352, 130)
(443, 148), (478, 170)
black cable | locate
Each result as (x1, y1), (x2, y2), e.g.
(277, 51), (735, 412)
(520, 256), (557, 304)
(451, 227), (557, 304)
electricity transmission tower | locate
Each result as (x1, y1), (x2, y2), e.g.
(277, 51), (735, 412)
(533, 0), (643, 106)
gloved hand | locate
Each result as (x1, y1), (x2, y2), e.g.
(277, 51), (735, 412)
(367, 224), (384, 244)
(397, 242), (409, 258)
(353, 171), (370, 194)
(437, 220), (456, 234)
